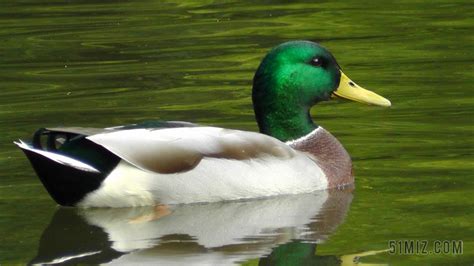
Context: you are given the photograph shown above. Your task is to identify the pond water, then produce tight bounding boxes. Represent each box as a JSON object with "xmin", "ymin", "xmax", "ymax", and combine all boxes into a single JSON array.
[{"xmin": 0, "ymin": 0, "xmax": 473, "ymax": 264}]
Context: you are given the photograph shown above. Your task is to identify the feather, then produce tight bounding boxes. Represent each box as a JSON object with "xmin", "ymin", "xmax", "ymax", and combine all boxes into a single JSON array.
[
  {"xmin": 14, "ymin": 141, "xmax": 100, "ymax": 173},
  {"xmin": 87, "ymin": 127, "xmax": 297, "ymax": 174}
]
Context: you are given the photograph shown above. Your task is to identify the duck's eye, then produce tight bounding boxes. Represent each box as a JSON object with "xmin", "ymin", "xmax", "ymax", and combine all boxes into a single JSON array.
[{"xmin": 310, "ymin": 57, "xmax": 323, "ymax": 67}]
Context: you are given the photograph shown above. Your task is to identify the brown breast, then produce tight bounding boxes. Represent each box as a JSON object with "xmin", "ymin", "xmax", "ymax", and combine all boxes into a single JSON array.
[{"xmin": 288, "ymin": 127, "xmax": 353, "ymax": 188}]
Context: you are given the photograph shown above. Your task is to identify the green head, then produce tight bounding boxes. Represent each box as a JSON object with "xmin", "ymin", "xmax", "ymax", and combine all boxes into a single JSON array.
[{"xmin": 252, "ymin": 40, "xmax": 390, "ymax": 142}]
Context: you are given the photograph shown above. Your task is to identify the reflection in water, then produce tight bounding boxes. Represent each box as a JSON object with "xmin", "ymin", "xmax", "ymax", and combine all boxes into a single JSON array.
[{"xmin": 32, "ymin": 189, "xmax": 353, "ymax": 265}]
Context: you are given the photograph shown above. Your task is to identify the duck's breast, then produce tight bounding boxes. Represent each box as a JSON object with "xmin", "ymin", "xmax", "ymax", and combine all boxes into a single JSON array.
[{"xmin": 287, "ymin": 127, "xmax": 353, "ymax": 188}]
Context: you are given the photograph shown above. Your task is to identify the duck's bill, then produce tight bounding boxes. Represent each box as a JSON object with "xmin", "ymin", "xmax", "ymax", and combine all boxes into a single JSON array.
[{"xmin": 332, "ymin": 71, "xmax": 391, "ymax": 107}]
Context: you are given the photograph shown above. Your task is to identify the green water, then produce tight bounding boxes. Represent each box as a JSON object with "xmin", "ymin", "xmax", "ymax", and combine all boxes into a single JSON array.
[{"xmin": 1, "ymin": 0, "xmax": 473, "ymax": 264}]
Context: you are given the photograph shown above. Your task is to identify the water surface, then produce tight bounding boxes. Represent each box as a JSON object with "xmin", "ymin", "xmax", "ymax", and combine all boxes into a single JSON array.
[{"xmin": 0, "ymin": 0, "xmax": 473, "ymax": 264}]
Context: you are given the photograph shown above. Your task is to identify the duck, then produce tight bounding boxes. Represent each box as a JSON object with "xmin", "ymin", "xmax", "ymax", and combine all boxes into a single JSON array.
[{"xmin": 15, "ymin": 40, "xmax": 390, "ymax": 208}]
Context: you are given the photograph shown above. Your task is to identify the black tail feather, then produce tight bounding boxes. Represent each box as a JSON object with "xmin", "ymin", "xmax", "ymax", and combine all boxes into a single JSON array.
[
  {"xmin": 20, "ymin": 147, "xmax": 106, "ymax": 206},
  {"xmin": 18, "ymin": 128, "xmax": 120, "ymax": 206}
]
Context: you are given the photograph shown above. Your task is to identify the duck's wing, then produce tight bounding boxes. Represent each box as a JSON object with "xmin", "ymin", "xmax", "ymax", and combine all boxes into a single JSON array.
[
  {"xmin": 33, "ymin": 121, "xmax": 200, "ymax": 150},
  {"xmin": 45, "ymin": 121, "xmax": 199, "ymax": 137},
  {"xmin": 107, "ymin": 121, "xmax": 198, "ymax": 130},
  {"xmin": 87, "ymin": 127, "xmax": 296, "ymax": 174},
  {"xmin": 45, "ymin": 127, "xmax": 110, "ymax": 136}
]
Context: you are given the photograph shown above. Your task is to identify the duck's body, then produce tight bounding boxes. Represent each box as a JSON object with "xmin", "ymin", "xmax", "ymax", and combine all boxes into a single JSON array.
[
  {"xmin": 17, "ymin": 124, "xmax": 350, "ymax": 207},
  {"xmin": 16, "ymin": 41, "xmax": 389, "ymax": 207}
]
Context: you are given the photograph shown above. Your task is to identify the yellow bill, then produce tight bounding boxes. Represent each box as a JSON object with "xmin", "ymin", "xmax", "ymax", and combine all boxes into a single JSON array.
[{"xmin": 332, "ymin": 71, "xmax": 391, "ymax": 107}]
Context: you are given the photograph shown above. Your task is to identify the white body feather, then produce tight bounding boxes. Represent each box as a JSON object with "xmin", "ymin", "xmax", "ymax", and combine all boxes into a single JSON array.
[
  {"xmin": 79, "ymin": 156, "xmax": 326, "ymax": 207},
  {"xmin": 77, "ymin": 127, "xmax": 327, "ymax": 207}
]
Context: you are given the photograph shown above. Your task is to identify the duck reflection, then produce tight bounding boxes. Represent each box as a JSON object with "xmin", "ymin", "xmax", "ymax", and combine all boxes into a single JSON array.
[{"xmin": 31, "ymin": 189, "xmax": 353, "ymax": 265}]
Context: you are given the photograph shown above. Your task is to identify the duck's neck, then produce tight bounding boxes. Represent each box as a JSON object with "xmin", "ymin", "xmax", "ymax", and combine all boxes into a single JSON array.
[{"xmin": 252, "ymin": 93, "xmax": 318, "ymax": 142}]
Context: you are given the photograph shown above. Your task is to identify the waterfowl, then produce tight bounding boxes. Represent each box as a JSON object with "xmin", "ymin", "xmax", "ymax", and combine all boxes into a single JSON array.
[{"xmin": 15, "ymin": 40, "xmax": 390, "ymax": 207}]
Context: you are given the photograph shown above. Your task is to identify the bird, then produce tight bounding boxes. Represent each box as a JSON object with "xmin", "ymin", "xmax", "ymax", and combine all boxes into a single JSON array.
[{"xmin": 15, "ymin": 40, "xmax": 391, "ymax": 208}]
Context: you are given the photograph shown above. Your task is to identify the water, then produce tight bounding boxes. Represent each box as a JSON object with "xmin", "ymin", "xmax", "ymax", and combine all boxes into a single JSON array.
[{"xmin": 0, "ymin": 0, "xmax": 473, "ymax": 264}]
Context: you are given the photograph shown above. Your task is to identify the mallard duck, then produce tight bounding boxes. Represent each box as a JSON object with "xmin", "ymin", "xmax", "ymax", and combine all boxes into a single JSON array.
[{"xmin": 15, "ymin": 40, "xmax": 390, "ymax": 207}]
